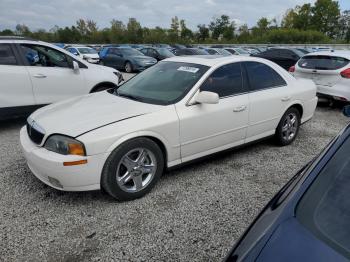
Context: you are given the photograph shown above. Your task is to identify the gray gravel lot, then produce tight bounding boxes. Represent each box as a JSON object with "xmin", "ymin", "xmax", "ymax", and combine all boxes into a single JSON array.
[{"xmin": 0, "ymin": 99, "xmax": 348, "ymax": 261}]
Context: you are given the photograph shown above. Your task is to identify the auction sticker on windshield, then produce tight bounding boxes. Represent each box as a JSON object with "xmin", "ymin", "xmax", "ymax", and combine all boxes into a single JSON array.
[{"xmin": 177, "ymin": 66, "xmax": 200, "ymax": 73}]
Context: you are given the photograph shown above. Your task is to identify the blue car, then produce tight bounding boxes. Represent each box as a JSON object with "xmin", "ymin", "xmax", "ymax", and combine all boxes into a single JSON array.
[
  {"xmin": 99, "ymin": 47, "xmax": 157, "ymax": 73},
  {"xmin": 225, "ymin": 106, "xmax": 350, "ymax": 262}
]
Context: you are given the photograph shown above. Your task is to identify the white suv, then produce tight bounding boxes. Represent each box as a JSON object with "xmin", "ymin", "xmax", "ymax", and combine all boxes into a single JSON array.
[
  {"xmin": 292, "ymin": 51, "xmax": 350, "ymax": 102},
  {"xmin": 0, "ymin": 37, "xmax": 123, "ymax": 120}
]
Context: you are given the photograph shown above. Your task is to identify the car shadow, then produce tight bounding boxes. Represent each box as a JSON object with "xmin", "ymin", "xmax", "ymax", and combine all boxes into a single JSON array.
[{"xmin": 0, "ymin": 117, "xmax": 27, "ymax": 132}]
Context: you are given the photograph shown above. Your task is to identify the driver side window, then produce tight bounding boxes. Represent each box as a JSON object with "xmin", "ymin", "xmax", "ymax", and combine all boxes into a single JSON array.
[
  {"xmin": 200, "ymin": 63, "xmax": 245, "ymax": 98},
  {"xmin": 21, "ymin": 44, "xmax": 70, "ymax": 68}
]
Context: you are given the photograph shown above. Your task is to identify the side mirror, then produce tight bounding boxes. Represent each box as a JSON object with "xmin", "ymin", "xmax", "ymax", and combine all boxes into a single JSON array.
[
  {"xmin": 72, "ymin": 61, "xmax": 79, "ymax": 71},
  {"xmin": 343, "ymin": 105, "xmax": 350, "ymax": 117},
  {"xmin": 194, "ymin": 91, "xmax": 219, "ymax": 104}
]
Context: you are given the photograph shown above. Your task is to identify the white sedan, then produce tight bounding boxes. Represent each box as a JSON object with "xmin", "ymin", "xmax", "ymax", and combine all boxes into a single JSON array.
[{"xmin": 20, "ymin": 56, "xmax": 318, "ymax": 201}]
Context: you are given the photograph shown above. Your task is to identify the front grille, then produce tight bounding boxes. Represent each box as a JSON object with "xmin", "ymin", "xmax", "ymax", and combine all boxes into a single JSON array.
[{"xmin": 27, "ymin": 120, "xmax": 45, "ymax": 145}]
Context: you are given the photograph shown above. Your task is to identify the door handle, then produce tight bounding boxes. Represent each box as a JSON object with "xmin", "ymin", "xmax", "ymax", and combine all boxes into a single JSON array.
[
  {"xmin": 233, "ymin": 105, "xmax": 247, "ymax": 112},
  {"xmin": 281, "ymin": 96, "xmax": 291, "ymax": 102},
  {"xmin": 33, "ymin": 74, "xmax": 47, "ymax": 79}
]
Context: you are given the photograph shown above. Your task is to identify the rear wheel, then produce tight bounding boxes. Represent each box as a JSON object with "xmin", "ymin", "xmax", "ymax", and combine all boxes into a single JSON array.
[
  {"xmin": 275, "ymin": 108, "xmax": 301, "ymax": 146},
  {"xmin": 101, "ymin": 138, "xmax": 164, "ymax": 201},
  {"xmin": 125, "ymin": 62, "xmax": 133, "ymax": 73}
]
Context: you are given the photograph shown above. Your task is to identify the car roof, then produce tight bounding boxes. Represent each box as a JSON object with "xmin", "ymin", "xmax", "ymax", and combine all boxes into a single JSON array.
[
  {"xmin": 164, "ymin": 55, "xmax": 260, "ymax": 67},
  {"xmin": 304, "ymin": 50, "xmax": 350, "ymax": 59}
]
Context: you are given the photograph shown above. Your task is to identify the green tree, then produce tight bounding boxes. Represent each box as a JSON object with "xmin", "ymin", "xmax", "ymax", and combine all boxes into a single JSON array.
[
  {"xmin": 311, "ymin": 0, "xmax": 340, "ymax": 38},
  {"xmin": 196, "ymin": 24, "xmax": 209, "ymax": 42},
  {"xmin": 126, "ymin": 18, "xmax": 143, "ymax": 43},
  {"xmin": 209, "ymin": 15, "xmax": 235, "ymax": 40},
  {"xmin": 180, "ymin": 19, "xmax": 193, "ymax": 40},
  {"xmin": 339, "ymin": 10, "xmax": 350, "ymax": 42}
]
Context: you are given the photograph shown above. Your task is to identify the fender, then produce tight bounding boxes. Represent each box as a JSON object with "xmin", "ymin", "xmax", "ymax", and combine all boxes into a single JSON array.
[{"xmin": 105, "ymin": 130, "xmax": 181, "ymax": 168}]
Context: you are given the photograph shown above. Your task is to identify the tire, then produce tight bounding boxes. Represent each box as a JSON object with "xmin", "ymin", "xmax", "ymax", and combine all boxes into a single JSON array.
[
  {"xmin": 125, "ymin": 61, "xmax": 133, "ymax": 73},
  {"xmin": 101, "ymin": 138, "xmax": 164, "ymax": 201},
  {"xmin": 275, "ymin": 107, "xmax": 301, "ymax": 146}
]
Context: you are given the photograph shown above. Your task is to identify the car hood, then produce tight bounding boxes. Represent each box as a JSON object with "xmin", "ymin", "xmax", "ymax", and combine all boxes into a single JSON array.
[{"xmin": 30, "ymin": 91, "xmax": 163, "ymax": 137}]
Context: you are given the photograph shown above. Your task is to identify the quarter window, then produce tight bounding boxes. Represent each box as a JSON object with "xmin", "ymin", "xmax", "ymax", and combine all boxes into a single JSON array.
[
  {"xmin": 243, "ymin": 62, "xmax": 286, "ymax": 91},
  {"xmin": 21, "ymin": 44, "xmax": 70, "ymax": 68},
  {"xmin": 0, "ymin": 44, "xmax": 17, "ymax": 65},
  {"xmin": 200, "ymin": 63, "xmax": 244, "ymax": 97}
]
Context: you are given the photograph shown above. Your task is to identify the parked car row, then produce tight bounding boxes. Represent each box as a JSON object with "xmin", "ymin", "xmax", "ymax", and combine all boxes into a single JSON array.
[{"xmin": 2, "ymin": 37, "xmax": 350, "ymax": 261}]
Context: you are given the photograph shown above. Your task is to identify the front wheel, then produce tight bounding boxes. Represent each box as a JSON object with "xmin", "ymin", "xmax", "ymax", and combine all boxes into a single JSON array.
[
  {"xmin": 275, "ymin": 108, "xmax": 301, "ymax": 146},
  {"xmin": 101, "ymin": 138, "xmax": 164, "ymax": 201}
]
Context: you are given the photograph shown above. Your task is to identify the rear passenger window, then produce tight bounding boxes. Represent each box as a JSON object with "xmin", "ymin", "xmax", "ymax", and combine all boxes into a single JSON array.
[
  {"xmin": 244, "ymin": 62, "xmax": 286, "ymax": 91},
  {"xmin": 200, "ymin": 63, "xmax": 244, "ymax": 97},
  {"xmin": 0, "ymin": 44, "xmax": 17, "ymax": 65},
  {"xmin": 298, "ymin": 56, "xmax": 349, "ymax": 70}
]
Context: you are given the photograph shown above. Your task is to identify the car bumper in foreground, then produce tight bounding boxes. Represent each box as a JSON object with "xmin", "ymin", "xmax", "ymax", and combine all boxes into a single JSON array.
[{"xmin": 20, "ymin": 127, "xmax": 108, "ymax": 191}]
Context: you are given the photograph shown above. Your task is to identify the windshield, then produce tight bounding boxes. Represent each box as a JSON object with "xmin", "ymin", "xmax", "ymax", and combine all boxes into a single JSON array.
[
  {"xmin": 115, "ymin": 61, "xmax": 209, "ymax": 105},
  {"xmin": 217, "ymin": 49, "xmax": 232, "ymax": 56},
  {"xmin": 119, "ymin": 48, "xmax": 144, "ymax": 56},
  {"xmin": 158, "ymin": 48, "xmax": 175, "ymax": 57},
  {"xmin": 77, "ymin": 48, "xmax": 97, "ymax": 54},
  {"xmin": 235, "ymin": 48, "xmax": 249, "ymax": 54},
  {"xmin": 193, "ymin": 49, "xmax": 209, "ymax": 55},
  {"xmin": 297, "ymin": 136, "xmax": 350, "ymax": 259}
]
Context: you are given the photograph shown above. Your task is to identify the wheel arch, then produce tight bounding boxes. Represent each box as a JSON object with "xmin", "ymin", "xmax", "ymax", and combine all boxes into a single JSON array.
[
  {"xmin": 90, "ymin": 82, "xmax": 117, "ymax": 93},
  {"xmin": 106, "ymin": 131, "xmax": 172, "ymax": 168}
]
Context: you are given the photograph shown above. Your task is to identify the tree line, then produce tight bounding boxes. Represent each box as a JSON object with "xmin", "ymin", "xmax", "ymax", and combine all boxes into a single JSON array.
[{"xmin": 1, "ymin": 0, "xmax": 349, "ymax": 44}]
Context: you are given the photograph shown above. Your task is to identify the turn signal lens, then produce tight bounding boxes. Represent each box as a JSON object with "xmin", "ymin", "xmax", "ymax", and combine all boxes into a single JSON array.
[
  {"xmin": 68, "ymin": 143, "xmax": 85, "ymax": 156},
  {"xmin": 289, "ymin": 65, "xmax": 296, "ymax": 73},
  {"xmin": 340, "ymin": 68, "xmax": 350, "ymax": 79},
  {"xmin": 63, "ymin": 160, "xmax": 88, "ymax": 166}
]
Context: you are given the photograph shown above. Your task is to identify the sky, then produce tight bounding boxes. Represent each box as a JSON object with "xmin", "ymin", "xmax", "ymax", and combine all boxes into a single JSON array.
[{"xmin": 0, "ymin": 0, "xmax": 348, "ymax": 31}]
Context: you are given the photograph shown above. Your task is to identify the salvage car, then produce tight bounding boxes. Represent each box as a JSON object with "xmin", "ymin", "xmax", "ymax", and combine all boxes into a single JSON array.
[
  {"xmin": 20, "ymin": 56, "xmax": 317, "ymax": 201},
  {"xmin": 252, "ymin": 48, "xmax": 304, "ymax": 70},
  {"xmin": 99, "ymin": 47, "xmax": 157, "ymax": 73},
  {"xmin": 225, "ymin": 106, "xmax": 350, "ymax": 262},
  {"xmin": 291, "ymin": 51, "xmax": 350, "ymax": 103},
  {"xmin": 139, "ymin": 47, "xmax": 175, "ymax": 61},
  {"xmin": 65, "ymin": 45, "xmax": 100, "ymax": 64},
  {"xmin": 0, "ymin": 36, "xmax": 123, "ymax": 120}
]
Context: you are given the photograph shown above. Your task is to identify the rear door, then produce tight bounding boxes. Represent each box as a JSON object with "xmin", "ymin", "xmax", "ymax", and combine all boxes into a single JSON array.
[
  {"xmin": 0, "ymin": 43, "xmax": 35, "ymax": 114},
  {"xmin": 295, "ymin": 55, "xmax": 349, "ymax": 87},
  {"xmin": 243, "ymin": 61, "xmax": 290, "ymax": 142}
]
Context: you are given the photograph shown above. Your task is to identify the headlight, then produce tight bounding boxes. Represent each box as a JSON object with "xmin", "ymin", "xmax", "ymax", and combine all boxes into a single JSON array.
[{"xmin": 44, "ymin": 135, "xmax": 86, "ymax": 156}]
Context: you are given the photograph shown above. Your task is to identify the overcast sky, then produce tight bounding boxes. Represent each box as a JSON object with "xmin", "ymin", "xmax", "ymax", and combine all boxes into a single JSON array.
[{"xmin": 0, "ymin": 0, "xmax": 349, "ymax": 31}]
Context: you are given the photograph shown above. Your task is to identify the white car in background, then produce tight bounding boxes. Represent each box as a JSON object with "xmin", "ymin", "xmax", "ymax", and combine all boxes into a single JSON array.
[
  {"xmin": 20, "ymin": 55, "xmax": 317, "ymax": 201},
  {"xmin": 291, "ymin": 51, "xmax": 350, "ymax": 102},
  {"xmin": 0, "ymin": 37, "xmax": 123, "ymax": 120},
  {"xmin": 65, "ymin": 45, "xmax": 100, "ymax": 64}
]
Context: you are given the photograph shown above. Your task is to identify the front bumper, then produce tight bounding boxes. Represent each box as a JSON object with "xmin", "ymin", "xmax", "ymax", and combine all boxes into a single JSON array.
[{"xmin": 20, "ymin": 127, "xmax": 108, "ymax": 191}]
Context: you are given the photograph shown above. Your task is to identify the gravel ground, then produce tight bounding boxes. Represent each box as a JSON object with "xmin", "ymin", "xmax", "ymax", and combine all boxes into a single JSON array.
[{"xmin": 0, "ymin": 101, "xmax": 348, "ymax": 262}]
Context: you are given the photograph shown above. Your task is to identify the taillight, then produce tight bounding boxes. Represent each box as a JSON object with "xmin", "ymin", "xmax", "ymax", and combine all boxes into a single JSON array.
[
  {"xmin": 340, "ymin": 68, "xmax": 350, "ymax": 78},
  {"xmin": 289, "ymin": 65, "xmax": 295, "ymax": 73}
]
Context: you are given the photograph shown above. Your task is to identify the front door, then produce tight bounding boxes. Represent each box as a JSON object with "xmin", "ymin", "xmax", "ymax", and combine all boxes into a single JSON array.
[{"xmin": 176, "ymin": 62, "xmax": 249, "ymax": 162}]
